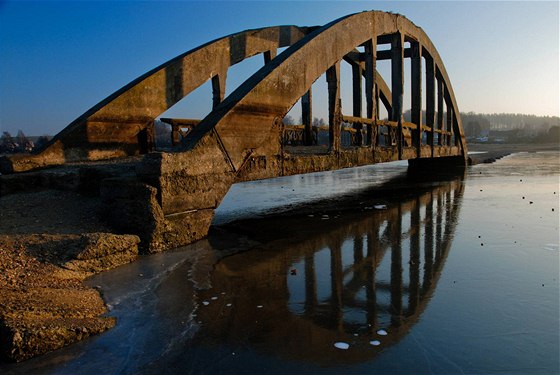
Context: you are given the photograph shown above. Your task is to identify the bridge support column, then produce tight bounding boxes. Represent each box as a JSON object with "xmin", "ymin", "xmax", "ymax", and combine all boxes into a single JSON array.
[
  {"xmin": 445, "ymin": 89, "xmax": 453, "ymax": 146},
  {"xmin": 123, "ymin": 133, "xmax": 236, "ymax": 252},
  {"xmin": 411, "ymin": 40, "xmax": 422, "ymax": 157},
  {"xmin": 352, "ymin": 64, "xmax": 363, "ymax": 146},
  {"xmin": 364, "ymin": 39, "xmax": 376, "ymax": 147},
  {"xmin": 437, "ymin": 76, "xmax": 444, "ymax": 146},
  {"xmin": 263, "ymin": 49, "xmax": 277, "ymax": 64},
  {"xmin": 212, "ymin": 71, "xmax": 227, "ymax": 109},
  {"xmin": 391, "ymin": 32, "xmax": 404, "ymax": 159},
  {"xmin": 408, "ymin": 155, "xmax": 467, "ymax": 170},
  {"xmin": 327, "ymin": 62, "xmax": 341, "ymax": 152},
  {"xmin": 425, "ymin": 53, "xmax": 436, "ymax": 156},
  {"xmin": 302, "ymin": 90, "xmax": 313, "ymax": 146}
]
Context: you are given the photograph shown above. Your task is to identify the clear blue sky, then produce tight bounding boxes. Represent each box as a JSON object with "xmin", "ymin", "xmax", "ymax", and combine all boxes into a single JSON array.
[{"xmin": 1, "ymin": 0, "xmax": 558, "ymax": 135}]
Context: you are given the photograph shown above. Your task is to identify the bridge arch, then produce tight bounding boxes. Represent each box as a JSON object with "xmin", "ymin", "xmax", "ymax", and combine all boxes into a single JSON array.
[
  {"xmin": 187, "ymin": 11, "xmax": 467, "ymax": 174},
  {"xmin": 1, "ymin": 11, "xmax": 469, "ymax": 253}
]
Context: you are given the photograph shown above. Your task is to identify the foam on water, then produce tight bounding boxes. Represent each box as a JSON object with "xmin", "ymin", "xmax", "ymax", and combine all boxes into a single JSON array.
[{"xmin": 334, "ymin": 342, "xmax": 350, "ymax": 350}]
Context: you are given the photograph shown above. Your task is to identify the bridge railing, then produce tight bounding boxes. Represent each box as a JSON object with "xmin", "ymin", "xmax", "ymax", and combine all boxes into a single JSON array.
[{"xmin": 281, "ymin": 114, "xmax": 457, "ymax": 152}]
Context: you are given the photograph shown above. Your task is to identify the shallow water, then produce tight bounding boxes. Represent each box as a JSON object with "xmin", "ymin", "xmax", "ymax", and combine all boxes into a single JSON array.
[{"xmin": 2, "ymin": 152, "xmax": 559, "ymax": 374}]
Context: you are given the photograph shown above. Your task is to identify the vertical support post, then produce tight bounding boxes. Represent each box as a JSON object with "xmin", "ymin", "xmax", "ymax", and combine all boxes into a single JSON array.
[
  {"xmin": 138, "ymin": 121, "xmax": 155, "ymax": 153},
  {"xmin": 352, "ymin": 64, "xmax": 363, "ymax": 146},
  {"xmin": 212, "ymin": 71, "xmax": 227, "ymax": 110},
  {"xmin": 302, "ymin": 90, "xmax": 313, "ymax": 145},
  {"xmin": 437, "ymin": 75, "xmax": 444, "ymax": 146},
  {"xmin": 391, "ymin": 32, "xmax": 404, "ymax": 159},
  {"xmin": 171, "ymin": 124, "xmax": 180, "ymax": 146},
  {"xmin": 365, "ymin": 39, "xmax": 376, "ymax": 146},
  {"xmin": 411, "ymin": 40, "xmax": 422, "ymax": 157},
  {"xmin": 263, "ymin": 49, "xmax": 277, "ymax": 64},
  {"xmin": 446, "ymin": 93, "xmax": 453, "ymax": 147},
  {"xmin": 374, "ymin": 86, "xmax": 380, "ymax": 146},
  {"xmin": 327, "ymin": 62, "xmax": 341, "ymax": 152},
  {"xmin": 425, "ymin": 54, "xmax": 435, "ymax": 156},
  {"xmin": 453, "ymin": 115, "xmax": 460, "ymax": 147}
]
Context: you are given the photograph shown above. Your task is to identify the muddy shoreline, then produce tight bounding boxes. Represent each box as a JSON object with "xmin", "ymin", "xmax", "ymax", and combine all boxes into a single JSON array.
[
  {"xmin": 467, "ymin": 143, "xmax": 558, "ymax": 164},
  {"xmin": 0, "ymin": 143, "xmax": 557, "ymax": 362}
]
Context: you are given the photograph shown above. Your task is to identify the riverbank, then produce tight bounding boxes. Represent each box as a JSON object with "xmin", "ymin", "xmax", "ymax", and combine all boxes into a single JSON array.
[
  {"xmin": 0, "ymin": 143, "xmax": 557, "ymax": 362},
  {"xmin": 468, "ymin": 142, "xmax": 558, "ymax": 164},
  {"xmin": 0, "ymin": 191, "xmax": 140, "ymax": 362}
]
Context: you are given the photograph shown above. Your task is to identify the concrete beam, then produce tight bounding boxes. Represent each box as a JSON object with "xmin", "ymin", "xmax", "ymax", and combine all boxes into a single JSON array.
[
  {"xmin": 352, "ymin": 64, "xmax": 363, "ymax": 146},
  {"xmin": 212, "ymin": 71, "xmax": 227, "ymax": 109},
  {"xmin": 410, "ymin": 41, "xmax": 422, "ymax": 156},
  {"xmin": 391, "ymin": 32, "xmax": 404, "ymax": 159},
  {"xmin": 365, "ymin": 39, "xmax": 376, "ymax": 146},
  {"xmin": 327, "ymin": 62, "xmax": 341, "ymax": 152},
  {"xmin": 425, "ymin": 53, "xmax": 435, "ymax": 154},
  {"xmin": 302, "ymin": 90, "xmax": 313, "ymax": 146},
  {"xmin": 437, "ymin": 76, "xmax": 444, "ymax": 146}
]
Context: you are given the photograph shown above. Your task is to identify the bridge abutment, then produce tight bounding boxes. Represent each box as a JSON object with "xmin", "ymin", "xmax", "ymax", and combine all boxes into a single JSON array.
[
  {"xmin": 407, "ymin": 155, "xmax": 467, "ymax": 169},
  {"xmin": 104, "ymin": 133, "xmax": 236, "ymax": 252}
]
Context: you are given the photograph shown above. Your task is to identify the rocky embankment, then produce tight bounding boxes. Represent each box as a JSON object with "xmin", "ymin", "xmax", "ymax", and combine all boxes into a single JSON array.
[
  {"xmin": 0, "ymin": 233, "xmax": 138, "ymax": 362},
  {"xmin": 0, "ymin": 186, "xmax": 140, "ymax": 362}
]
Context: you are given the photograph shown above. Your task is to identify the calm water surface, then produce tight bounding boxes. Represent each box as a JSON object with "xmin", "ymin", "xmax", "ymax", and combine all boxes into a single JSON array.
[{"xmin": 3, "ymin": 152, "xmax": 559, "ymax": 374}]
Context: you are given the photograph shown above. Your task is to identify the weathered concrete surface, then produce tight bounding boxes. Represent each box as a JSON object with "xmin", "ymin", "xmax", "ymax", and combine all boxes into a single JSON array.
[
  {"xmin": 185, "ymin": 11, "xmax": 466, "ymax": 173},
  {"xmin": 99, "ymin": 177, "xmax": 216, "ymax": 252},
  {"xmin": 1, "ymin": 11, "xmax": 468, "ymax": 254},
  {"xmin": 0, "ymin": 233, "xmax": 139, "ymax": 362},
  {"xmin": 0, "ymin": 157, "xmax": 139, "ymax": 197},
  {"xmin": 132, "ymin": 10, "xmax": 467, "ymax": 249}
]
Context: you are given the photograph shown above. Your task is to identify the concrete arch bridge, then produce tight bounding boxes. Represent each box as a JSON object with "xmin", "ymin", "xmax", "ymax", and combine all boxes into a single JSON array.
[{"xmin": 1, "ymin": 11, "xmax": 467, "ymax": 251}]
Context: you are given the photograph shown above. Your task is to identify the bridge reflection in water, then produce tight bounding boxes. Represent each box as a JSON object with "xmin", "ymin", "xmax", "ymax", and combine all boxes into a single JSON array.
[{"xmin": 194, "ymin": 177, "xmax": 464, "ymax": 365}]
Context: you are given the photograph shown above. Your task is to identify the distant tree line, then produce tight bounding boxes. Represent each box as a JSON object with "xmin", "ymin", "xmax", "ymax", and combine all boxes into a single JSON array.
[
  {"xmin": 0, "ymin": 131, "xmax": 52, "ymax": 154},
  {"xmin": 402, "ymin": 110, "xmax": 559, "ymax": 144},
  {"xmin": 461, "ymin": 112, "xmax": 559, "ymax": 143},
  {"xmin": 3, "ymin": 110, "xmax": 558, "ymax": 155},
  {"xmin": 282, "ymin": 115, "xmax": 326, "ymax": 127}
]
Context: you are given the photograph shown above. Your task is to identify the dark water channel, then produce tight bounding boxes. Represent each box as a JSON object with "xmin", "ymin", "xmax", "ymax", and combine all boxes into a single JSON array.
[{"xmin": 3, "ymin": 152, "xmax": 559, "ymax": 374}]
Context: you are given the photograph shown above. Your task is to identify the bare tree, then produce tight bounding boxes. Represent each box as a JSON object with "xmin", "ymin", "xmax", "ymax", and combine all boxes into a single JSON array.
[
  {"xmin": 312, "ymin": 117, "xmax": 325, "ymax": 126},
  {"xmin": 34, "ymin": 135, "xmax": 52, "ymax": 151},
  {"xmin": 16, "ymin": 130, "xmax": 34, "ymax": 152},
  {"xmin": 282, "ymin": 115, "xmax": 295, "ymax": 125}
]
